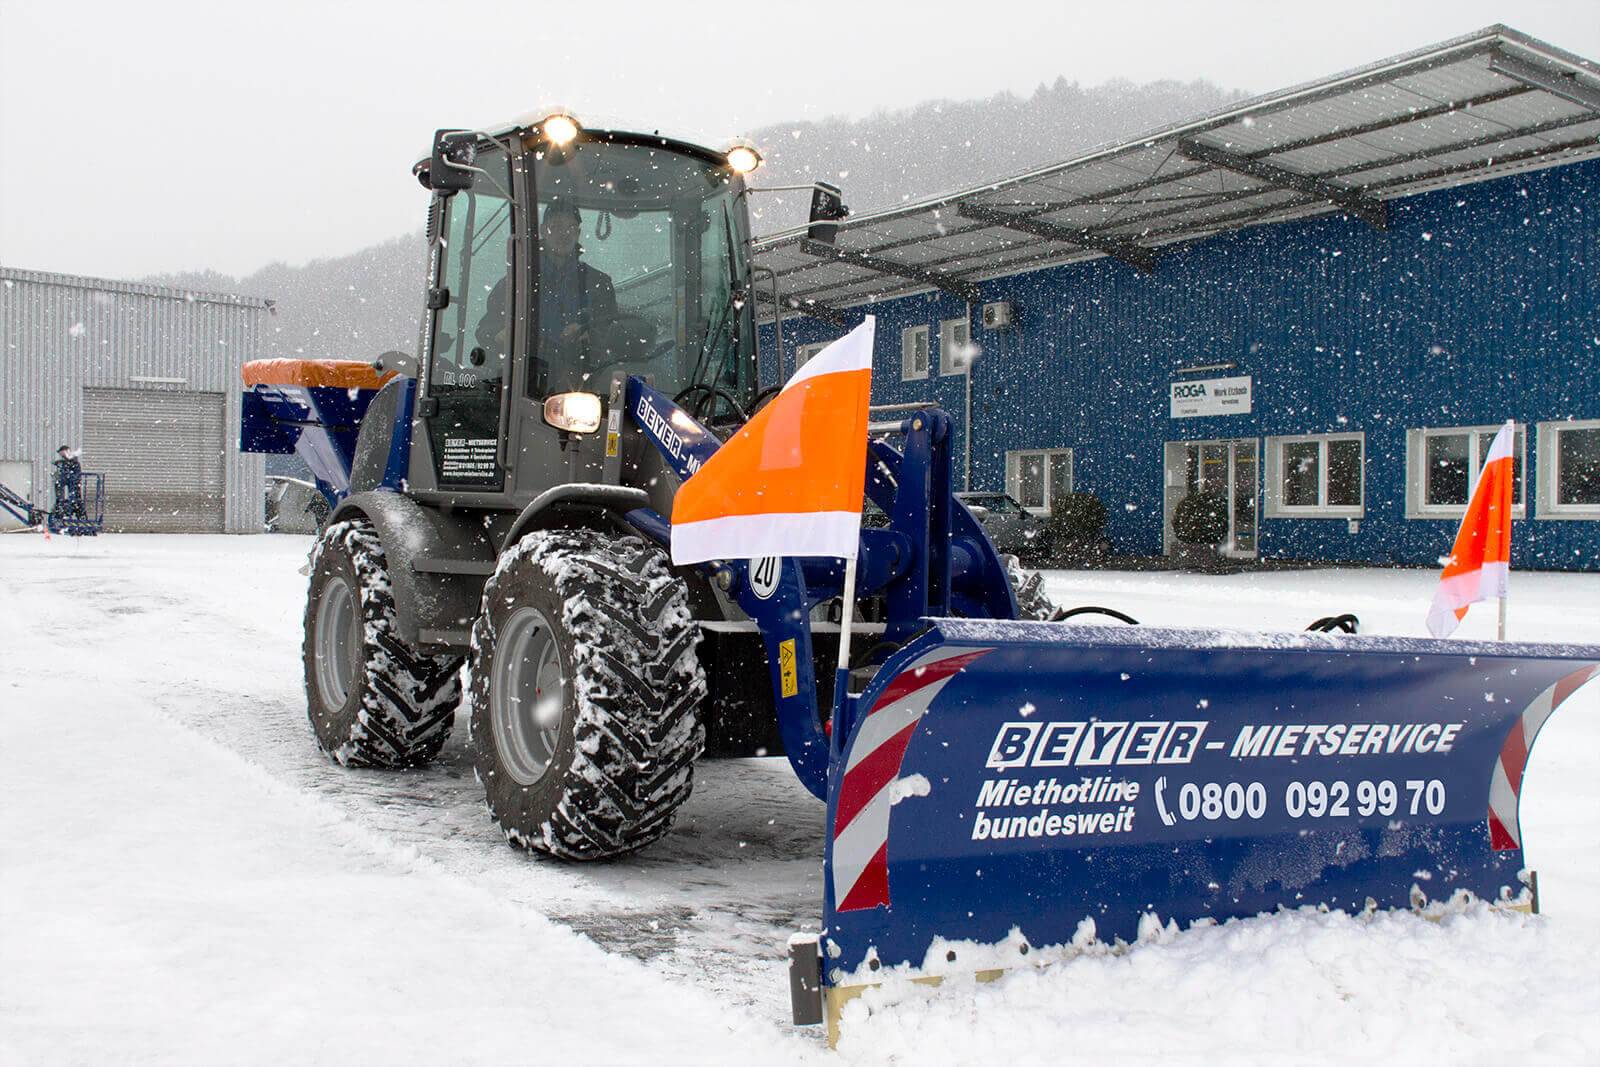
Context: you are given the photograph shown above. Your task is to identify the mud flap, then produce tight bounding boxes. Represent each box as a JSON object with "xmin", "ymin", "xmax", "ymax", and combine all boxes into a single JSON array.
[{"xmin": 820, "ymin": 619, "xmax": 1599, "ymax": 1033}]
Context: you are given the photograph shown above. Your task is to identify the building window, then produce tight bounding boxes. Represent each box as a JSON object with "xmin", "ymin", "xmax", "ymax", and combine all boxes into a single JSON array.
[
  {"xmin": 1005, "ymin": 448, "xmax": 1073, "ymax": 516},
  {"xmin": 795, "ymin": 340, "xmax": 832, "ymax": 372},
  {"xmin": 1405, "ymin": 425, "xmax": 1525, "ymax": 519},
  {"xmin": 1264, "ymin": 433, "xmax": 1364, "ymax": 518},
  {"xmin": 1537, "ymin": 420, "xmax": 1600, "ymax": 519},
  {"xmin": 939, "ymin": 317, "xmax": 972, "ymax": 376},
  {"xmin": 901, "ymin": 325, "xmax": 930, "ymax": 381}
]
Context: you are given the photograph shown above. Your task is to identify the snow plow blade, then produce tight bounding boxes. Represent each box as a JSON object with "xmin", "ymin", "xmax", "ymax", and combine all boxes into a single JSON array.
[{"xmin": 821, "ymin": 619, "xmax": 1599, "ymax": 1032}]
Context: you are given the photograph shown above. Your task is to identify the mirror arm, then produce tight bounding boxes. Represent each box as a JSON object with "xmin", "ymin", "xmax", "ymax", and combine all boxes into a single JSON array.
[{"xmin": 436, "ymin": 128, "xmax": 519, "ymax": 203}]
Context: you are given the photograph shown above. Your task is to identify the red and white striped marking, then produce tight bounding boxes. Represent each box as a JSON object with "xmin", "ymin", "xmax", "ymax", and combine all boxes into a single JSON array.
[
  {"xmin": 831, "ymin": 646, "xmax": 993, "ymax": 912},
  {"xmin": 1487, "ymin": 662, "xmax": 1598, "ymax": 850}
]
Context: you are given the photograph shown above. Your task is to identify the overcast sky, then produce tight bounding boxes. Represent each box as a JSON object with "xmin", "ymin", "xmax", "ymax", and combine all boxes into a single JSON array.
[{"xmin": 2, "ymin": 0, "xmax": 1596, "ymax": 281}]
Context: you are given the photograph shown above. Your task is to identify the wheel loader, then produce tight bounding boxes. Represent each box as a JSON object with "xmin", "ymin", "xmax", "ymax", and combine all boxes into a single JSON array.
[{"xmin": 241, "ymin": 113, "xmax": 1600, "ymax": 1041}]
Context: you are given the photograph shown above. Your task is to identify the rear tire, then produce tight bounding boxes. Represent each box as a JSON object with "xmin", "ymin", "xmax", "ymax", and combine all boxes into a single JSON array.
[
  {"xmin": 1005, "ymin": 553, "xmax": 1061, "ymax": 621},
  {"xmin": 303, "ymin": 519, "xmax": 464, "ymax": 767},
  {"xmin": 469, "ymin": 529, "xmax": 706, "ymax": 860}
]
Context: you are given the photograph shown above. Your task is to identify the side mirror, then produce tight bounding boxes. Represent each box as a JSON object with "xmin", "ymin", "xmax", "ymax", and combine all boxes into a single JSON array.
[
  {"xmin": 807, "ymin": 182, "xmax": 848, "ymax": 245},
  {"xmin": 428, "ymin": 129, "xmax": 478, "ymax": 194}
]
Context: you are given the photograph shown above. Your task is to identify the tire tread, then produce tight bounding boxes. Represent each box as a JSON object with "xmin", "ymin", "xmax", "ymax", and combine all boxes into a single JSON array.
[
  {"xmin": 304, "ymin": 520, "xmax": 464, "ymax": 768},
  {"xmin": 469, "ymin": 529, "xmax": 706, "ymax": 860}
]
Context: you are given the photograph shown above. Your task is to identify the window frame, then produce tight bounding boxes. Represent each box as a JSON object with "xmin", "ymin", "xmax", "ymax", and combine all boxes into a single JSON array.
[
  {"xmin": 1404, "ymin": 424, "xmax": 1527, "ymax": 520},
  {"xmin": 1004, "ymin": 448, "xmax": 1074, "ymax": 517},
  {"xmin": 1264, "ymin": 432, "xmax": 1365, "ymax": 519},
  {"xmin": 1537, "ymin": 418, "xmax": 1600, "ymax": 520},
  {"xmin": 901, "ymin": 325, "xmax": 930, "ymax": 382},
  {"xmin": 795, "ymin": 340, "xmax": 832, "ymax": 373},
  {"xmin": 938, "ymin": 316, "xmax": 972, "ymax": 376}
]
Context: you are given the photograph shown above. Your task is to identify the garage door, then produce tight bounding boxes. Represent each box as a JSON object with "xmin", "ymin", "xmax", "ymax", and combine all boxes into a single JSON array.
[{"xmin": 82, "ymin": 388, "xmax": 226, "ymax": 532}]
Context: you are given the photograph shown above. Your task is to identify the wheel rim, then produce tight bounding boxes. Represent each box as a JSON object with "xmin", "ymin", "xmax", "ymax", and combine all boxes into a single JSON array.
[
  {"xmin": 491, "ymin": 607, "xmax": 567, "ymax": 787},
  {"xmin": 314, "ymin": 575, "xmax": 360, "ymax": 708}
]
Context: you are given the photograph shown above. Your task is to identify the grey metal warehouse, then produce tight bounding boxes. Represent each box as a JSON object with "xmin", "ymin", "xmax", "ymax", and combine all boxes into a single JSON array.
[{"xmin": 0, "ymin": 267, "xmax": 267, "ymax": 533}]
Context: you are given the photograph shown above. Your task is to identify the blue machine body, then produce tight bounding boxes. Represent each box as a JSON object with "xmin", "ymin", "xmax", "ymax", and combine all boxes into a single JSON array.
[{"xmin": 48, "ymin": 471, "xmax": 104, "ymax": 535}]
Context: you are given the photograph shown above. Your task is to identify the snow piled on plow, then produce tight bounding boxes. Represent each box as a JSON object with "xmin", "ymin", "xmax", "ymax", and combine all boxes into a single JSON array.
[
  {"xmin": 2, "ymin": 537, "xmax": 1598, "ymax": 1064},
  {"xmin": 837, "ymin": 902, "xmax": 1596, "ymax": 1065}
]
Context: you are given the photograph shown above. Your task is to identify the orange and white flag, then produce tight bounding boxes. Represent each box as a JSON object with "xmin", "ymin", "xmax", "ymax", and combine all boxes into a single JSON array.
[
  {"xmin": 671, "ymin": 317, "xmax": 876, "ymax": 565},
  {"xmin": 1426, "ymin": 420, "xmax": 1516, "ymax": 638}
]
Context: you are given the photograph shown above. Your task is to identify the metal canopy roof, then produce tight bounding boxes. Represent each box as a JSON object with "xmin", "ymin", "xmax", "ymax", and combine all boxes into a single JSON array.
[{"xmin": 752, "ymin": 25, "xmax": 1600, "ymax": 324}]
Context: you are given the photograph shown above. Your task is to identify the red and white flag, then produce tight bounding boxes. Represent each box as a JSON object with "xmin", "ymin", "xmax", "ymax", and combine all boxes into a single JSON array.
[
  {"xmin": 1426, "ymin": 420, "xmax": 1516, "ymax": 638},
  {"xmin": 671, "ymin": 318, "xmax": 875, "ymax": 565}
]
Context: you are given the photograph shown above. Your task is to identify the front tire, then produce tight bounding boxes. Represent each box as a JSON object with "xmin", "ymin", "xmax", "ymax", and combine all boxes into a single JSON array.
[
  {"xmin": 469, "ymin": 529, "xmax": 706, "ymax": 860},
  {"xmin": 303, "ymin": 520, "xmax": 464, "ymax": 767}
]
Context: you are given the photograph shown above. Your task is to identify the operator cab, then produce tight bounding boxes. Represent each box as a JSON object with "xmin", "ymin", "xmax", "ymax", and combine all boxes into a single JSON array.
[{"xmin": 413, "ymin": 115, "xmax": 761, "ymax": 498}]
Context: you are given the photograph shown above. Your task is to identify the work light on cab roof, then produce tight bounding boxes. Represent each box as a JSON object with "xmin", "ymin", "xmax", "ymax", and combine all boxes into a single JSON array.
[
  {"xmin": 725, "ymin": 143, "xmax": 762, "ymax": 175},
  {"xmin": 539, "ymin": 112, "xmax": 580, "ymax": 147}
]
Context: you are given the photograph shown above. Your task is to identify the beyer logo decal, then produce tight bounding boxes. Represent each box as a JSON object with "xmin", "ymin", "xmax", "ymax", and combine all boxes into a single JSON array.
[
  {"xmin": 635, "ymin": 395, "xmax": 702, "ymax": 475},
  {"xmin": 986, "ymin": 720, "xmax": 1208, "ymax": 768}
]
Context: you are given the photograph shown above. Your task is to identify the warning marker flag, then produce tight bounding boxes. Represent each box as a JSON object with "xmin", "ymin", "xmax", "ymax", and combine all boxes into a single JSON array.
[
  {"xmin": 1427, "ymin": 420, "xmax": 1516, "ymax": 638},
  {"xmin": 671, "ymin": 317, "xmax": 875, "ymax": 565}
]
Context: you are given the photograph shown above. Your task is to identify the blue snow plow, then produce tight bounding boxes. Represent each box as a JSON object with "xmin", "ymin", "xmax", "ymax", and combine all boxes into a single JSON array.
[{"xmin": 820, "ymin": 621, "xmax": 1597, "ymax": 1034}]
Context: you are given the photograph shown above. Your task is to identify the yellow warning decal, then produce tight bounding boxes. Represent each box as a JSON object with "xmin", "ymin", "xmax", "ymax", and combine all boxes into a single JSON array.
[
  {"xmin": 605, "ymin": 432, "xmax": 620, "ymax": 457},
  {"xmin": 779, "ymin": 638, "xmax": 798, "ymax": 698}
]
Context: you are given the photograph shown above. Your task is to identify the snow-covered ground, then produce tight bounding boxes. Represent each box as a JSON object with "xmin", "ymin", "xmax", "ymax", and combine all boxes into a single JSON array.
[{"xmin": 2, "ymin": 535, "xmax": 1597, "ymax": 1064}]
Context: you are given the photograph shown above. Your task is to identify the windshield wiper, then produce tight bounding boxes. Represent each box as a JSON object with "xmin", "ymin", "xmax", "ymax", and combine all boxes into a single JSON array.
[
  {"xmin": 686, "ymin": 286, "xmax": 737, "ymax": 397},
  {"xmin": 686, "ymin": 207, "xmax": 745, "ymax": 397}
]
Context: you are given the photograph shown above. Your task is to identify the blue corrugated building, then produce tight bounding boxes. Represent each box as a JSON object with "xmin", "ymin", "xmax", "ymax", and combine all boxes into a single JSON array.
[{"xmin": 753, "ymin": 25, "xmax": 1600, "ymax": 570}]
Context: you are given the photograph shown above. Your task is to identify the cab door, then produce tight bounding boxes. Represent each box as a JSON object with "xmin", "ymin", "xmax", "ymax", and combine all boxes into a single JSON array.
[{"xmin": 417, "ymin": 154, "xmax": 515, "ymax": 492}]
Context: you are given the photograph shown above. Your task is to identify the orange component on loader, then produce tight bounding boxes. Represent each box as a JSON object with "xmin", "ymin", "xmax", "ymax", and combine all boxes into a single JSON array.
[{"xmin": 242, "ymin": 358, "xmax": 396, "ymax": 391}]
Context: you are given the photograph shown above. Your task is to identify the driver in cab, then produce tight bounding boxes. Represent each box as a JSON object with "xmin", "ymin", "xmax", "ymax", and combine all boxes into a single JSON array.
[
  {"xmin": 535, "ymin": 200, "xmax": 616, "ymax": 360},
  {"xmin": 480, "ymin": 200, "xmax": 618, "ymax": 393}
]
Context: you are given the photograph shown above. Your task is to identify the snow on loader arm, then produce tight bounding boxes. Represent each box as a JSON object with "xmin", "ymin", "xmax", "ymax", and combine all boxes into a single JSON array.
[{"xmin": 813, "ymin": 619, "xmax": 1599, "ymax": 1041}]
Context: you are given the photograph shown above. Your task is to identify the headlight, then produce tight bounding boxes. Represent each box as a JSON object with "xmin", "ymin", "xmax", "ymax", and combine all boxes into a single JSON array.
[
  {"xmin": 543, "ymin": 391, "xmax": 603, "ymax": 434},
  {"xmin": 726, "ymin": 144, "xmax": 762, "ymax": 175},
  {"xmin": 541, "ymin": 113, "xmax": 581, "ymax": 147}
]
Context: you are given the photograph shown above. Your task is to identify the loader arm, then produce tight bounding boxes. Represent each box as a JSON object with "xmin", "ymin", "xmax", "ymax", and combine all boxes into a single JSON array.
[{"xmin": 624, "ymin": 378, "xmax": 1020, "ymax": 799}]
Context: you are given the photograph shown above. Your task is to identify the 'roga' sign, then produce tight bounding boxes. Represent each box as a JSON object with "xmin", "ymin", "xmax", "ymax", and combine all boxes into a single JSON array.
[{"xmin": 1170, "ymin": 374, "xmax": 1252, "ymax": 419}]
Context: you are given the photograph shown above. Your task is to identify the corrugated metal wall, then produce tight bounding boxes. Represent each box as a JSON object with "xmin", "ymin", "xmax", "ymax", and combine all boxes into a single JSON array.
[
  {"xmin": 760, "ymin": 155, "xmax": 1600, "ymax": 571},
  {"xmin": 0, "ymin": 267, "xmax": 266, "ymax": 533}
]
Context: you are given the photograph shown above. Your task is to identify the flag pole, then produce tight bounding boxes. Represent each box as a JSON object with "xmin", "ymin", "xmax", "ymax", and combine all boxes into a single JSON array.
[
  {"xmin": 1498, "ymin": 593, "xmax": 1507, "ymax": 642},
  {"xmin": 831, "ymin": 554, "xmax": 860, "ymax": 745}
]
